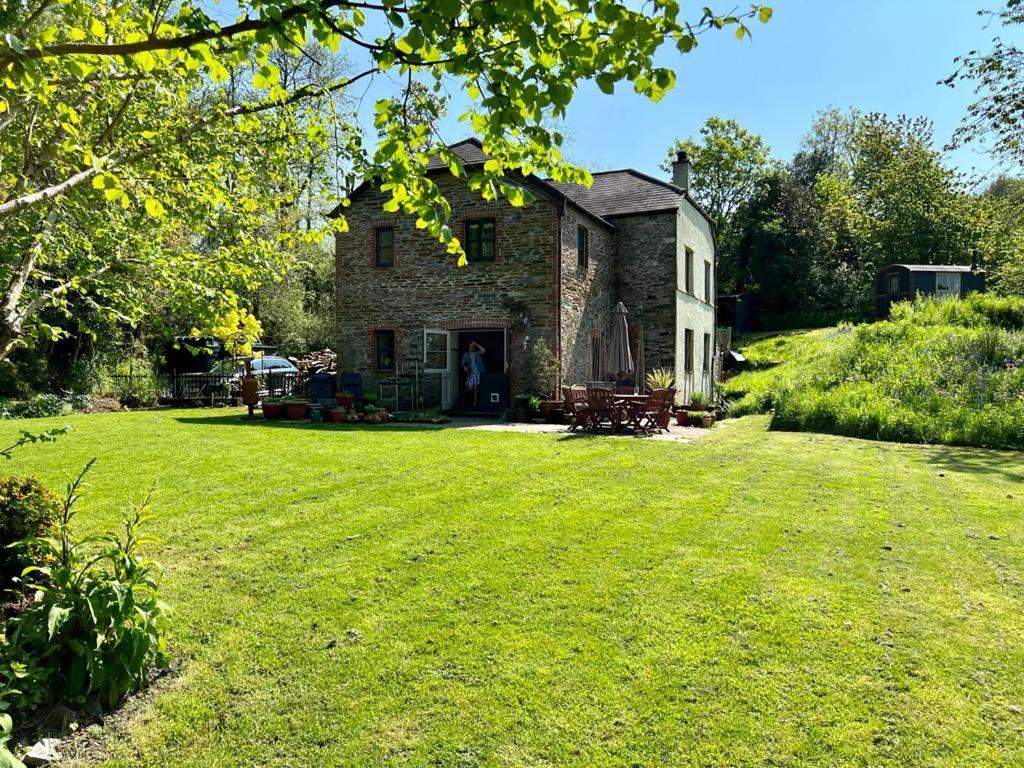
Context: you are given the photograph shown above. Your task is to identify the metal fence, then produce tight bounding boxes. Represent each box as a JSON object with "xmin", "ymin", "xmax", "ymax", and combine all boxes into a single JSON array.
[{"xmin": 109, "ymin": 372, "xmax": 311, "ymax": 405}]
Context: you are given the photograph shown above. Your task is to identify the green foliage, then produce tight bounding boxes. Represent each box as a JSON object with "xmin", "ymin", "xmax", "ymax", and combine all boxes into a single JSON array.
[
  {"xmin": 0, "ymin": 476, "xmax": 60, "ymax": 583},
  {"xmin": 111, "ymin": 357, "xmax": 159, "ymax": 409},
  {"xmin": 0, "ymin": 1, "xmax": 771, "ymax": 354},
  {"xmin": 0, "ymin": 394, "xmax": 72, "ymax": 420},
  {"xmin": 522, "ymin": 337, "xmax": 559, "ymax": 397},
  {"xmin": 3, "ymin": 462, "xmax": 168, "ymax": 712},
  {"xmin": 255, "ymin": 239, "xmax": 336, "ymax": 356},
  {"xmin": 645, "ymin": 367, "xmax": 675, "ymax": 390},
  {"xmin": 0, "ymin": 713, "xmax": 24, "ymax": 768},
  {"xmin": 724, "ymin": 298, "xmax": 1024, "ymax": 449}
]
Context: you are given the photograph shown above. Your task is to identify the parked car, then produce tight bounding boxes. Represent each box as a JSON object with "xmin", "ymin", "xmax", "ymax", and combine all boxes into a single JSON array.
[{"xmin": 179, "ymin": 356, "xmax": 300, "ymax": 401}]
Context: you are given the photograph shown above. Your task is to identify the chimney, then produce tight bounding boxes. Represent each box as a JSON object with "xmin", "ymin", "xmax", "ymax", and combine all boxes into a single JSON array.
[{"xmin": 672, "ymin": 150, "xmax": 691, "ymax": 192}]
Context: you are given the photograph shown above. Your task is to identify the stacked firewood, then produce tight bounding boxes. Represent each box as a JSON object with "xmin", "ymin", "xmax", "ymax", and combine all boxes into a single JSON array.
[{"xmin": 290, "ymin": 348, "xmax": 338, "ymax": 374}]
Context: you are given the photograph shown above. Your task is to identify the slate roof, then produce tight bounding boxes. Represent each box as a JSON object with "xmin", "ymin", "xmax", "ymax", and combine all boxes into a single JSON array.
[
  {"xmin": 425, "ymin": 137, "xmax": 491, "ymax": 170},
  {"xmin": 547, "ymin": 169, "xmax": 685, "ymax": 218},
  {"xmin": 337, "ymin": 137, "xmax": 711, "ymax": 229}
]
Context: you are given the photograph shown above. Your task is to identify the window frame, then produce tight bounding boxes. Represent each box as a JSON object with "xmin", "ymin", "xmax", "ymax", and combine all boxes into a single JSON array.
[
  {"xmin": 589, "ymin": 330, "xmax": 605, "ymax": 382},
  {"xmin": 684, "ymin": 328, "xmax": 695, "ymax": 374},
  {"xmin": 886, "ymin": 273, "xmax": 900, "ymax": 295},
  {"xmin": 374, "ymin": 225, "xmax": 395, "ymax": 268},
  {"xmin": 464, "ymin": 218, "xmax": 496, "ymax": 263},
  {"xmin": 373, "ymin": 329, "xmax": 396, "ymax": 372},
  {"xmin": 684, "ymin": 247, "xmax": 694, "ymax": 294},
  {"xmin": 704, "ymin": 260, "xmax": 712, "ymax": 302},
  {"xmin": 702, "ymin": 333, "xmax": 711, "ymax": 373},
  {"xmin": 577, "ymin": 224, "xmax": 590, "ymax": 270},
  {"xmin": 935, "ymin": 271, "xmax": 961, "ymax": 298}
]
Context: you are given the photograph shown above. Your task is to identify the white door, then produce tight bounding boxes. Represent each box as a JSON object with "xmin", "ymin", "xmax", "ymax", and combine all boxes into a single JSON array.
[{"xmin": 423, "ymin": 329, "xmax": 453, "ymax": 410}]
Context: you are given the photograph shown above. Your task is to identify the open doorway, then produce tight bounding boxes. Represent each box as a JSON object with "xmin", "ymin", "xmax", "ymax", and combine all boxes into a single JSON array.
[{"xmin": 454, "ymin": 329, "xmax": 508, "ymax": 413}]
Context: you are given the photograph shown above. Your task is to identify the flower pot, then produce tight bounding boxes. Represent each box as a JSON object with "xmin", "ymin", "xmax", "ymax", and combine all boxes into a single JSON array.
[
  {"xmin": 657, "ymin": 410, "xmax": 671, "ymax": 430},
  {"xmin": 701, "ymin": 413, "xmax": 715, "ymax": 429},
  {"xmin": 335, "ymin": 393, "xmax": 354, "ymax": 409},
  {"xmin": 262, "ymin": 402, "xmax": 282, "ymax": 420},
  {"xmin": 675, "ymin": 410, "xmax": 690, "ymax": 427},
  {"xmin": 325, "ymin": 408, "xmax": 346, "ymax": 423},
  {"xmin": 283, "ymin": 401, "xmax": 308, "ymax": 420}
]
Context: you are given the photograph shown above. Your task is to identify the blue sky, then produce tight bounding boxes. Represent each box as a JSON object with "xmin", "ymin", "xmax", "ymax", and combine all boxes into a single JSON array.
[{"xmin": 429, "ymin": 0, "xmax": 1017, "ymax": 184}]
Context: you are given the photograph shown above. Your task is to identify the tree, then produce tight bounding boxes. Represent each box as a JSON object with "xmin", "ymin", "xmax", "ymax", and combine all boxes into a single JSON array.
[
  {"xmin": 662, "ymin": 116, "xmax": 773, "ymax": 227},
  {"xmin": 945, "ymin": 1, "xmax": 1024, "ymax": 165},
  {"xmin": 662, "ymin": 117, "xmax": 773, "ymax": 293},
  {"xmin": 0, "ymin": 0, "xmax": 773, "ymax": 361}
]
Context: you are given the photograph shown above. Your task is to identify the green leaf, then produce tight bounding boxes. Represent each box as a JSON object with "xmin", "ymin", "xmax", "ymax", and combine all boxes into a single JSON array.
[
  {"xmin": 253, "ymin": 63, "xmax": 279, "ymax": 90},
  {"xmin": 90, "ymin": 18, "xmax": 106, "ymax": 37},
  {"xmin": 595, "ymin": 73, "xmax": 615, "ymax": 95},
  {"xmin": 759, "ymin": 6, "xmax": 774, "ymax": 23},
  {"xmin": 47, "ymin": 605, "xmax": 71, "ymax": 639},
  {"xmin": 144, "ymin": 198, "xmax": 166, "ymax": 218}
]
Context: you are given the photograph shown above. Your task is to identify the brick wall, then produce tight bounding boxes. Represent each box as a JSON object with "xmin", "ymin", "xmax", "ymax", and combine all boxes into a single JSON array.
[{"xmin": 334, "ymin": 173, "xmax": 559, "ymax": 403}]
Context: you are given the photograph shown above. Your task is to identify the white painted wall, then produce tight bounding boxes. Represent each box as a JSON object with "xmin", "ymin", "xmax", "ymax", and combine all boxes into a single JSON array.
[{"xmin": 674, "ymin": 200, "xmax": 716, "ymax": 403}]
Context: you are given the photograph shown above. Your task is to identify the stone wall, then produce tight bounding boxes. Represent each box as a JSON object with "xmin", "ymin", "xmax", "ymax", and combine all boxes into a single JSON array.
[
  {"xmin": 611, "ymin": 212, "xmax": 679, "ymax": 374},
  {"xmin": 558, "ymin": 205, "xmax": 615, "ymax": 386},
  {"xmin": 334, "ymin": 173, "xmax": 559, "ymax": 404}
]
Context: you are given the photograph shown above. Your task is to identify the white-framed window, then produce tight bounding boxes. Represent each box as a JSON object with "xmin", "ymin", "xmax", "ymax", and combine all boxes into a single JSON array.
[
  {"xmin": 935, "ymin": 271, "xmax": 961, "ymax": 299},
  {"xmin": 423, "ymin": 329, "xmax": 450, "ymax": 372}
]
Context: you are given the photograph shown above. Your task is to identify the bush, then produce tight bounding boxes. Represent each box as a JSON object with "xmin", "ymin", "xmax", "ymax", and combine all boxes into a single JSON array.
[
  {"xmin": 111, "ymin": 357, "xmax": 159, "ymax": 408},
  {"xmin": 0, "ymin": 393, "xmax": 73, "ymax": 420},
  {"xmin": 0, "ymin": 476, "xmax": 61, "ymax": 584},
  {"xmin": 3, "ymin": 462, "xmax": 168, "ymax": 713},
  {"xmin": 724, "ymin": 297, "xmax": 1024, "ymax": 450}
]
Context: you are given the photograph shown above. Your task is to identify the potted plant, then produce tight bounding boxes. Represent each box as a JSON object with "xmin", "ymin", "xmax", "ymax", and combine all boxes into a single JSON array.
[
  {"xmin": 335, "ymin": 390, "xmax": 355, "ymax": 409},
  {"xmin": 701, "ymin": 411, "xmax": 715, "ymax": 428},
  {"xmin": 689, "ymin": 391, "xmax": 709, "ymax": 411},
  {"xmin": 675, "ymin": 409, "xmax": 690, "ymax": 427},
  {"xmin": 688, "ymin": 411, "xmax": 706, "ymax": 427},
  {"xmin": 261, "ymin": 398, "xmax": 282, "ymax": 420},
  {"xmin": 326, "ymin": 408, "xmax": 347, "ymax": 424},
  {"xmin": 283, "ymin": 399, "xmax": 308, "ymax": 420},
  {"xmin": 645, "ymin": 367, "xmax": 675, "ymax": 391}
]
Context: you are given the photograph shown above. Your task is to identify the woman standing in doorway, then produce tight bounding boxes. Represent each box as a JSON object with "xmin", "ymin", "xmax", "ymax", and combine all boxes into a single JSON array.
[{"xmin": 462, "ymin": 340, "xmax": 486, "ymax": 407}]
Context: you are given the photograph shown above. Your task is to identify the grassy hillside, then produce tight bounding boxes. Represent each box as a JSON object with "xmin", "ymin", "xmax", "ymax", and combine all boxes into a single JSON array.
[{"xmin": 722, "ymin": 294, "xmax": 1024, "ymax": 450}]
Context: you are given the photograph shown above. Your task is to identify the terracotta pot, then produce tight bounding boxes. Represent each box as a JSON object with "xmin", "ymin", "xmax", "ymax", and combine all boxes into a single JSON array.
[
  {"xmin": 262, "ymin": 402, "xmax": 282, "ymax": 420},
  {"xmin": 283, "ymin": 401, "xmax": 308, "ymax": 420},
  {"xmin": 701, "ymin": 413, "xmax": 715, "ymax": 429},
  {"xmin": 675, "ymin": 410, "xmax": 690, "ymax": 427},
  {"xmin": 335, "ymin": 393, "xmax": 354, "ymax": 408},
  {"xmin": 657, "ymin": 410, "xmax": 671, "ymax": 430},
  {"xmin": 326, "ymin": 408, "xmax": 347, "ymax": 423}
]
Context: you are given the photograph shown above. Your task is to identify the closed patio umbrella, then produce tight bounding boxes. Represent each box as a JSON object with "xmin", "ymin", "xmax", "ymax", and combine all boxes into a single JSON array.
[{"xmin": 607, "ymin": 301, "xmax": 634, "ymax": 383}]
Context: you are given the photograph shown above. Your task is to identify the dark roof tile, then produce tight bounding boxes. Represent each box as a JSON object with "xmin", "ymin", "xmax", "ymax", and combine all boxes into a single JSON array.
[
  {"xmin": 548, "ymin": 170, "xmax": 683, "ymax": 217},
  {"xmin": 425, "ymin": 137, "xmax": 489, "ymax": 170}
]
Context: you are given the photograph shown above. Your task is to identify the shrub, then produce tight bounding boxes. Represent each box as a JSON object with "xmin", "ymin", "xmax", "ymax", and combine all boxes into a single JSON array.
[
  {"xmin": 0, "ymin": 476, "xmax": 61, "ymax": 584},
  {"xmin": 0, "ymin": 394, "xmax": 73, "ymax": 420},
  {"xmin": 522, "ymin": 337, "xmax": 558, "ymax": 397},
  {"xmin": 3, "ymin": 462, "xmax": 168, "ymax": 712},
  {"xmin": 111, "ymin": 357, "xmax": 160, "ymax": 408}
]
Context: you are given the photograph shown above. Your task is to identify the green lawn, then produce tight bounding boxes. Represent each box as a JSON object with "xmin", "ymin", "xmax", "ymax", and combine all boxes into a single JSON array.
[{"xmin": 6, "ymin": 410, "xmax": 1024, "ymax": 767}]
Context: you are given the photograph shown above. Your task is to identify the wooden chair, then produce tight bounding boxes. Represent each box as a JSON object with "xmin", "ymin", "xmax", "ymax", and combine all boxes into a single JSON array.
[
  {"xmin": 563, "ymin": 386, "xmax": 591, "ymax": 431},
  {"xmin": 585, "ymin": 387, "xmax": 619, "ymax": 432},
  {"xmin": 638, "ymin": 388, "xmax": 676, "ymax": 434}
]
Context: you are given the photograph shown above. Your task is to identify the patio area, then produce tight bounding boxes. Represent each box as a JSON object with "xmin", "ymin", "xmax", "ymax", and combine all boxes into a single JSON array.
[{"xmin": 448, "ymin": 416, "xmax": 716, "ymax": 442}]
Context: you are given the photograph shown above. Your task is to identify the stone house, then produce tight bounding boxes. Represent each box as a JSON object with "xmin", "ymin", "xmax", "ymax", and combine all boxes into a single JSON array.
[{"xmin": 333, "ymin": 138, "xmax": 717, "ymax": 412}]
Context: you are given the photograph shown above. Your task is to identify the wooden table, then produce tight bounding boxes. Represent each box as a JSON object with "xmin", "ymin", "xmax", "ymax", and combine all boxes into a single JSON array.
[{"xmin": 613, "ymin": 394, "xmax": 650, "ymax": 434}]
